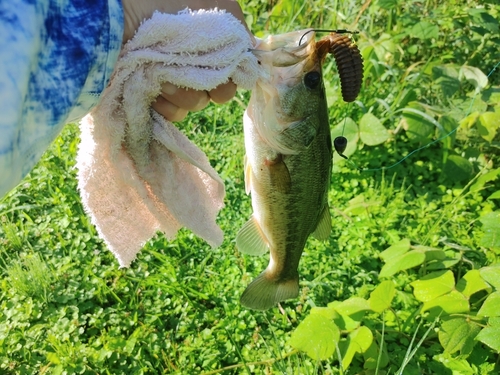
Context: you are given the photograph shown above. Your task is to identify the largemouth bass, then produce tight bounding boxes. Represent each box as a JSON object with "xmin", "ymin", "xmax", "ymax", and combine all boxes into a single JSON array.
[{"xmin": 237, "ymin": 30, "xmax": 342, "ymax": 310}]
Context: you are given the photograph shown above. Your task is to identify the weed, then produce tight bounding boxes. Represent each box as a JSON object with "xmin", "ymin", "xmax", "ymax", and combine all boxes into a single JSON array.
[
  {"xmin": 5, "ymin": 253, "xmax": 55, "ymax": 302},
  {"xmin": 0, "ymin": 0, "xmax": 499, "ymax": 374}
]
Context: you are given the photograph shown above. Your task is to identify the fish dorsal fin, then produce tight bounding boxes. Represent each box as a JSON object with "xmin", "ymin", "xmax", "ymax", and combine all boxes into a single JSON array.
[
  {"xmin": 312, "ymin": 205, "xmax": 331, "ymax": 240},
  {"xmin": 244, "ymin": 154, "xmax": 252, "ymax": 195},
  {"xmin": 236, "ymin": 217, "xmax": 270, "ymax": 256}
]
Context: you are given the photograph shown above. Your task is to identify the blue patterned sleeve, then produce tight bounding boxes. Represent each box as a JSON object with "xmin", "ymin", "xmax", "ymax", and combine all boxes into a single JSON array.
[{"xmin": 0, "ymin": 0, "xmax": 123, "ymax": 198}]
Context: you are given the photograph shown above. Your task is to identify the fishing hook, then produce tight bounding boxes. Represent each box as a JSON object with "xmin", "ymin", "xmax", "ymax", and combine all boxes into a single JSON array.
[{"xmin": 298, "ymin": 29, "xmax": 359, "ymax": 46}]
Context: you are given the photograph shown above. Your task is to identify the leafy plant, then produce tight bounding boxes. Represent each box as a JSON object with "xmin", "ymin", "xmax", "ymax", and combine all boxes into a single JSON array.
[
  {"xmin": 4, "ymin": 253, "xmax": 55, "ymax": 302},
  {"xmin": 290, "ymin": 251, "xmax": 500, "ymax": 372},
  {"xmin": 0, "ymin": 0, "xmax": 499, "ymax": 374}
]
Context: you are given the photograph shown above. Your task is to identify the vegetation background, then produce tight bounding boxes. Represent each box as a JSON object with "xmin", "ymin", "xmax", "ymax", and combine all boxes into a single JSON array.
[{"xmin": 1, "ymin": 0, "xmax": 499, "ymax": 374}]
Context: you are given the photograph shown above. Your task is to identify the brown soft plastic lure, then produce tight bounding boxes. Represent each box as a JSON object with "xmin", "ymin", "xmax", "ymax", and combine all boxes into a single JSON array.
[{"xmin": 316, "ymin": 32, "xmax": 364, "ymax": 102}]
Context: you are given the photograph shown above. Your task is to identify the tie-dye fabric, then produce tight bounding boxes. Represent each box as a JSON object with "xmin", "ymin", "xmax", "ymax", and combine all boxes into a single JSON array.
[{"xmin": 0, "ymin": 0, "xmax": 123, "ymax": 198}]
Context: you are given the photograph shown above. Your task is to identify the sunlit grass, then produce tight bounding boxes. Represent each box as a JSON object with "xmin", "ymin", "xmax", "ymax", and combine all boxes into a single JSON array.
[{"xmin": 1, "ymin": 0, "xmax": 498, "ymax": 373}]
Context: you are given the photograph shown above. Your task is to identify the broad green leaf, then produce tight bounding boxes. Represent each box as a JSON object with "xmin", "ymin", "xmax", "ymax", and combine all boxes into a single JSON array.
[
  {"xmin": 397, "ymin": 88, "xmax": 417, "ymax": 109},
  {"xmin": 468, "ymin": 8, "xmax": 500, "ymax": 34},
  {"xmin": 469, "ymin": 168, "xmax": 500, "ymax": 193},
  {"xmin": 421, "ymin": 290, "xmax": 470, "ymax": 315},
  {"xmin": 412, "ymin": 245, "xmax": 441, "ymax": 252},
  {"xmin": 482, "ymin": 87, "xmax": 500, "ymax": 106},
  {"xmin": 456, "ymin": 97, "xmax": 488, "ymax": 115},
  {"xmin": 440, "ymin": 116, "xmax": 458, "ymax": 151},
  {"xmin": 443, "ymin": 155, "xmax": 473, "ymax": 182},
  {"xmin": 369, "ymin": 280, "xmax": 396, "ymax": 312},
  {"xmin": 350, "ymin": 326, "xmax": 373, "ymax": 352},
  {"xmin": 310, "ymin": 306, "xmax": 336, "ymax": 320},
  {"xmin": 427, "ymin": 248, "xmax": 462, "ymax": 271},
  {"xmin": 371, "ymin": 33, "xmax": 397, "ymax": 61},
  {"xmin": 329, "ymin": 298, "xmax": 371, "ymax": 331},
  {"xmin": 477, "ymin": 111, "xmax": 500, "ymax": 142},
  {"xmin": 290, "ymin": 313, "xmax": 340, "ymax": 360},
  {"xmin": 456, "ymin": 269, "xmax": 491, "ymax": 297},
  {"xmin": 460, "ymin": 111, "xmax": 480, "ymax": 129},
  {"xmin": 479, "ymin": 211, "xmax": 500, "ymax": 250},
  {"xmin": 426, "ymin": 257, "xmax": 461, "ymax": 270},
  {"xmin": 460, "ymin": 65, "xmax": 489, "ymax": 92},
  {"xmin": 409, "ymin": 21, "xmax": 439, "ymax": 40},
  {"xmin": 400, "ymin": 106, "xmax": 441, "ymax": 140},
  {"xmin": 328, "ymin": 300, "xmax": 368, "ymax": 331},
  {"xmin": 479, "ymin": 265, "xmax": 500, "ymax": 289},
  {"xmin": 363, "ymin": 339, "xmax": 389, "ymax": 370},
  {"xmin": 330, "ymin": 117, "xmax": 359, "ymax": 158},
  {"xmin": 411, "ymin": 270, "xmax": 455, "ymax": 302},
  {"xmin": 335, "ymin": 297, "xmax": 371, "ymax": 315},
  {"xmin": 379, "ymin": 238, "xmax": 411, "ymax": 262},
  {"xmin": 475, "ymin": 326, "xmax": 500, "ymax": 352},
  {"xmin": 332, "ymin": 311, "xmax": 364, "ymax": 331},
  {"xmin": 488, "ymin": 190, "xmax": 500, "ymax": 200},
  {"xmin": 424, "ymin": 249, "xmax": 447, "ymax": 262},
  {"xmin": 435, "ymin": 353, "xmax": 475, "ymax": 374},
  {"xmin": 340, "ymin": 326, "xmax": 373, "ymax": 370},
  {"xmin": 433, "ymin": 65, "xmax": 460, "ymax": 98},
  {"xmin": 359, "ymin": 113, "xmax": 390, "ymax": 146},
  {"xmin": 379, "ymin": 250, "xmax": 426, "ymax": 278},
  {"xmin": 477, "ymin": 291, "xmax": 500, "ymax": 317},
  {"xmin": 489, "ymin": 317, "xmax": 500, "ymax": 327},
  {"xmin": 438, "ymin": 317, "xmax": 481, "ymax": 355}
]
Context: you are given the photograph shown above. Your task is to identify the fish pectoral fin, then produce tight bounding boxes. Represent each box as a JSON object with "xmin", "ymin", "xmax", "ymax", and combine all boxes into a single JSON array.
[
  {"xmin": 244, "ymin": 154, "xmax": 252, "ymax": 195},
  {"xmin": 236, "ymin": 217, "xmax": 270, "ymax": 256},
  {"xmin": 277, "ymin": 119, "xmax": 317, "ymax": 152},
  {"xmin": 240, "ymin": 272, "xmax": 299, "ymax": 311},
  {"xmin": 268, "ymin": 159, "xmax": 292, "ymax": 194},
  {"xmin": 312, "ymin": 205, "xmax": 331, "ymax": 241}
]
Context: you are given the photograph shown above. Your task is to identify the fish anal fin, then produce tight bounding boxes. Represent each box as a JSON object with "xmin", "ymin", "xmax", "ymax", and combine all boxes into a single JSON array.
[
  {"xmin": 240, "ymin": 272, "xmax": 299, "ymax": 310},
  {"xmin": 312, "ymin": 205, "xmax": 331, "ymax": 240},
  {"xmin": 236, "ymin": 217, "xmax": 269, "ymax": 256}
]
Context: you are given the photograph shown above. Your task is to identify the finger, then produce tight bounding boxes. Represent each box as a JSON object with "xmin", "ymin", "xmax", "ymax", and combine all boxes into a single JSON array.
[
  {"xmin": 209, "ymin": 81, "xmax": 237, "ymax": 104},
  {"xmin": 159, "ymin": 82, "xmax": 210, "ymax": 111},
  {"xmin": 151, "ymin": 95, "xmax": 188, "ymax": 122}
]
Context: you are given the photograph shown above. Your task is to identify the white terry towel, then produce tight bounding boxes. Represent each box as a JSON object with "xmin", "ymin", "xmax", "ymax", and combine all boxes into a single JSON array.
[{"xmin": 77, "ymin": 9, "xmax": 259, "ymax": 267}]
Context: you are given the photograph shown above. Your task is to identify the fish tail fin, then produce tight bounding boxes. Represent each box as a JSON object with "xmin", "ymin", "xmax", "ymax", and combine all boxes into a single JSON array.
[{"xmin": 240, "ymin": 272, "xmax": 299, "ymax": 311}]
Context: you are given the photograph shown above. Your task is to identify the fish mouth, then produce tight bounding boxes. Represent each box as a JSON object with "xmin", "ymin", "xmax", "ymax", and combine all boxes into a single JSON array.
[{"xmin": 250, "ymin": 29, "xmax": 319, "ymax": 71}]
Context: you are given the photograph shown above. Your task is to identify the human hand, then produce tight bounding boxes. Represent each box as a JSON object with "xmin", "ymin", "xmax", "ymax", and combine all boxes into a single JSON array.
[{"xmin": 121, "ymin": 0, "xmax": 253, "ymax": 122}]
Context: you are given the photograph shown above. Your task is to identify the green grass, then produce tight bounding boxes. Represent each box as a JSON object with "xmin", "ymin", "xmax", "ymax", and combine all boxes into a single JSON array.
[{"xmin": 1, "ymin": 0, "xmax": 499, "ymax": 374}]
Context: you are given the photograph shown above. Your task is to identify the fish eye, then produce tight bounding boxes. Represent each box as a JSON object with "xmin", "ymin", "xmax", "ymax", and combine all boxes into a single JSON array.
[{"xmin": 304, "ymin": 71, "xmax": 321, "ymax": 89}]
